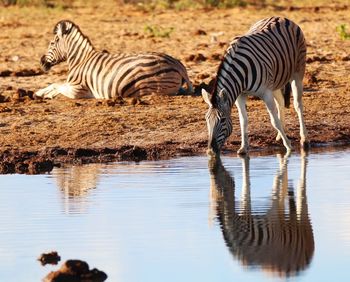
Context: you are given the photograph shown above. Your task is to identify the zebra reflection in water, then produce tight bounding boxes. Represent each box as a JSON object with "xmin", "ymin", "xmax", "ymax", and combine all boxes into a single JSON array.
[
  {"xmin": 208, "ymin": 154, "xmax": 314, "ymax": 277},
  {"xmin": 54, "ymin": 164, "xmax": 100, "ymax": 213}
]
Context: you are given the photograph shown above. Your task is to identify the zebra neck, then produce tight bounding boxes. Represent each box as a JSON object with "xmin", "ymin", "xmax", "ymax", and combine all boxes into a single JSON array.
[
  {"xmin": 214, "ymin": 76, "xmax": 242, "ymax": 107},
  {"xmin": 67, "ymin": 34, "xmax": 95, "ymax": 69}
]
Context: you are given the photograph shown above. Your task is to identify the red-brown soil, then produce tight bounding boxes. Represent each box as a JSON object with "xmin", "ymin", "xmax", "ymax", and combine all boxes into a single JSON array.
[{"xmin": 0, "ymin": 2, "xmax": 349, "ymax": 173}]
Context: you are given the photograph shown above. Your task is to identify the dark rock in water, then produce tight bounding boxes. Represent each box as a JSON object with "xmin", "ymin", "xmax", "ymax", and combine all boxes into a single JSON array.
[
  {"xmin": 43, "ymin": 259, "xmax": 107, "ymax": 282},
  {"xmin": 61, "ymin": 260, "xmax": 90, "ymax": 275},
  {"xmin": 38, "ymin": 251, "xmax": 61, "ymax": 266}
]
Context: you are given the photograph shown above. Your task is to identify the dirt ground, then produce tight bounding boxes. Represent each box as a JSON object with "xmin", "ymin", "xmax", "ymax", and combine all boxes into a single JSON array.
[{"xmin": 0, "ymin": 1, "xmax": 349, "ymax": 173}]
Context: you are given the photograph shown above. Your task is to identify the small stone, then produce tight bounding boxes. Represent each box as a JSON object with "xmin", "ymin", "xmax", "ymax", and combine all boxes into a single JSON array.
[
  {"xmin": 43, "ymin": 259, "xmax": 107, "ymax": 282},
  {"xmin": 38, "ymin": 251, "xmax": 61, "ymax": 266},
  {"xmin": 194, "ymin": 29, "xmax": 207, "ymax": 35},
  {"xmin": 0, "ymin": 94, "xmax": 10, "ymax": 103},
  {"xmin": 106, "ymin": 100, "xmax": 116, "ymax": 107}
]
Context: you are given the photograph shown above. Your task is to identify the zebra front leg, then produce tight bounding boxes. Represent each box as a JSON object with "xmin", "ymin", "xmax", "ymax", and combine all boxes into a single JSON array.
[
  {"xmin": 263, "ymin": 90, "xmax": 292, "ymax": 153},
  {"xmin": 35, "ymin": 83, "xmax": 61, "ymax": 99},
  {"xmin": 239, "ymin": 155, "xmax": 251, "ymax": 214},
  {"xmin": 296, "ymin": 150, "xmax": 308, "ymax": 220},
  {"xmin": 273, "ymin": 89, "xmax": 286, "ymax": 142},
  {"xmin": 35, "ymin": 83, "xmax": 92, "ymax": 99},
  {"xmin": 291, "ymin": 76, "xmax": 308, "ymax": 148},
  {"xmin": 235, "ymin": 94, "xmax": 249, "ymax": 155}
]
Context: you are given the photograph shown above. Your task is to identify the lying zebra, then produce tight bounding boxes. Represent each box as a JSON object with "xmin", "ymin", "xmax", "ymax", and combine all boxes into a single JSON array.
[{"xmin": 35, "ymin": 20, "xmax": 193, "ymax": 99}]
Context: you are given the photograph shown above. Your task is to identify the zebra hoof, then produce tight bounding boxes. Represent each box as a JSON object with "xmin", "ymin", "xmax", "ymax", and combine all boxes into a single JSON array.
[
  {"xmin": 285, "ymin": 145, "xmax": 292, "ymax": 155},
  {"xmin": 300, "ymin": 140, "xmax": 310, "ymax": 150},
  {"xmin": 35, "ymin": 90, "xmax": 56, "ymax": 99},
  {"xmin": 35, "ymin": 89, "xmax": 52, "ymax": 99},
  {"xmin": 34, "ymin": 91, "xmax": 44, "ymax": 98},
  {"xmin": 207, "ymin": 148, "xmax": 219, "ymax": 158},
  {"xmin": 237, "ymin": 147, "xmax": 248, "ymax": 155},
  {"xmin": 283, "ymin": 150, "xmax": 292, "ymax": 158}
]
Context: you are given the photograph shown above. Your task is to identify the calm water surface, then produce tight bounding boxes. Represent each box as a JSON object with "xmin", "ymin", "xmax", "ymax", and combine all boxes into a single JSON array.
[{"xmin": 1, "ymin": 149, "xmax": 350, "ymax": 281}]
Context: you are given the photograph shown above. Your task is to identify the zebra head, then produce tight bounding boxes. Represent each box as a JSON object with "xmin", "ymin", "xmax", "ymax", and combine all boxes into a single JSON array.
[
  {"xmin": 40, "ymin": 20, "xmax": 74, "ymax": 72},
  {"xmin": 202, "ymin": 88, "xmax": 232, "ymax": 156}
]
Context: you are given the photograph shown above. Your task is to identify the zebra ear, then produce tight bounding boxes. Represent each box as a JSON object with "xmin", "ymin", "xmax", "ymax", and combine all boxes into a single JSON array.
[
  {"xmin": 202, "ymin": 89, "xmax": 213, "ymax": 107},
  {"xmin": 55, "ymin": 20, "xmax": 73, "ymax": 37}
]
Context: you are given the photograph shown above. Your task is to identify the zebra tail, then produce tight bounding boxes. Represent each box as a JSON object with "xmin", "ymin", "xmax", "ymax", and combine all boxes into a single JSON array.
[
  {"xmin": 283, "ymin": 82, "xmax": 291, "ymax": 108},
  {"xmin": 176, "ymin": 59, "xmax": 193, "ymax": 94},
  {"xmin": 182, "ymin": 75, "xmax": 194, "ymax": 94}
]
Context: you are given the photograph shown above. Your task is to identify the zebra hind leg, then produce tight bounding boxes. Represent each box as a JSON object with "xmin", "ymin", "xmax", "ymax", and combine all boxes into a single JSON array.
[
  {"xmin": 235, "ymin": 94, "xmax": 249, "ymax": 155},
  {"xmin": 262, "ymin": 90, "xmax": 292, "ymax": 153},
  {"xmin": 273, "ymin": 89, "xmax": 286, "ymax": 142},
  {"xmin": 291, "ymin": 75, "xmax": 308, "ymax": 148}
]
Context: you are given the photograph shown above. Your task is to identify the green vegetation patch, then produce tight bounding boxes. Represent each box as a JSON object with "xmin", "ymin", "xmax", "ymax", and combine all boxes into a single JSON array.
[
  {"xmin": 124, "ymin": 0, "xmax": 247, "ymax": 10},
  {"xmin": 1, "ymin": 0, "xmax": 72, "ymax": 9},
  {"xmin": 144, "ymin": 24, "xmax": 174, "ymax": 38},
  {"xmin": 336, "ymin": 24, "xmax": 350, "ymax": 40}
]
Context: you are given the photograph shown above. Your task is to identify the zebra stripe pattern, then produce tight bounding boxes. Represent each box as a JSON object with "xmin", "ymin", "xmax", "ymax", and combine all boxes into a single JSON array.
[
  {"xmin": 208, "ymin": 154, "xmax": 314, "ymax": 277},
  {"xmin": 205, "ymin": 99, "xmax": 233, "ymax": 153},
  {"xmin": 36, "ymin": 20, "xmax": 193, "ymax": 99},
  {"xmin": 202, "ymin": 16, "xmax": 308, "ymax": 155}
]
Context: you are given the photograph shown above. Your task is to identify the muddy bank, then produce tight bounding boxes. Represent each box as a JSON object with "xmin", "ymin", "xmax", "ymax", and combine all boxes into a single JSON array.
[
  {"xmin": 0, "ymin": 142, "xmax": 206, "ymax": 174},
  {"xmin": 2, "ymin": 139, "xmax": 350, "ymax": 174}
]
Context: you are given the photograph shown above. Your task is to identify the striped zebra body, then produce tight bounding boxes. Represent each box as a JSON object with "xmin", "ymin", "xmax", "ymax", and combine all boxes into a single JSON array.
[
  {"xmin": 208, "ymin": 154, "xmax": 314, "ymax": 276},
  {"xmin": 36, "ymin": 20, "xmax": 193, "ymax": 99},
  {"xmin": 202, "ymin": 17, "xmax": 308, "ymax": 155}
]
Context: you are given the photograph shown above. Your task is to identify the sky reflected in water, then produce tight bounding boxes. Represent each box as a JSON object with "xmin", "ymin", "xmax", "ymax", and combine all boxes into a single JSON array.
[{"xmin": 1, "ymin": 148, "xmax": 350, "ymax": 281}]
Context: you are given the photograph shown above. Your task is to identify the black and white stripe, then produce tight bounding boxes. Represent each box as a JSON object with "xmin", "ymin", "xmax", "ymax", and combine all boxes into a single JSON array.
[
  {"xmin": 208, "ymin": 155, "xmax": 314, "ymax": 276},
  {"xmin": 203, "ymin": 16, "xmax": 308, "ymax": 155},
  {"xmin": 36, "ymin": 20, "xmax": 193, "ymax": 99},
  {"xmin": 216, "ymin": 17, "xmax": 306, "ymax": 101}
]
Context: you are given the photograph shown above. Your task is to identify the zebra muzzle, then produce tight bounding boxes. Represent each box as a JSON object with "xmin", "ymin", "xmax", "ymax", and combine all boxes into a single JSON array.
[
  {"xmin": 40, "ymin": 55, "xmax": 52, "ymax": 72},
  {"xmin": 207, "ymin": 140, "xmax": 220, "ymax": 156}
]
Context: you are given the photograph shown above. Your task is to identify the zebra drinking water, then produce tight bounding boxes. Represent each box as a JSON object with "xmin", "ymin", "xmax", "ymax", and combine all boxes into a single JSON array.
[
  {"xmin": 202, "ymin": 17, "xmax": 308, "ymax": 155},
  {"xmin": 35, "ymin": 20, "xmax": 193, "ymax": 99}
]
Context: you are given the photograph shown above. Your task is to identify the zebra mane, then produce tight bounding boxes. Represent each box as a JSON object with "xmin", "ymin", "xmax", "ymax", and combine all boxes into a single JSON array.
[
  {"xmin": 211, "ymin": 37, "xmax": 241, "ymax": 106},
  {"xmin": 53, "ymin": 20, "xmax": 94, "ymax": 48},
  {"xmin": 53, "ymin": 20, "xmax": 75, "ymax": 35},
  {"xmin": 210, "ymin": 60, "xmax": 225, "ymax": 106}
]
